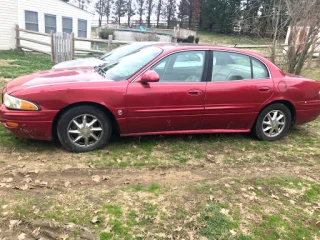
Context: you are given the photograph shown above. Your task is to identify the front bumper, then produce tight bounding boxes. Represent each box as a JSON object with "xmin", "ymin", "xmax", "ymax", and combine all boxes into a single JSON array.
[{"xmin": 0, "ymin": 104, "xmax": 58, "ymax": 141}]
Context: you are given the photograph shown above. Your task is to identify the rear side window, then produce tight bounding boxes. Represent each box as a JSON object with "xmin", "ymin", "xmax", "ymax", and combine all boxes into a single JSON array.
[{"xmin": 212, "ymin": 51, "xmax": 269, "ymax": 82}]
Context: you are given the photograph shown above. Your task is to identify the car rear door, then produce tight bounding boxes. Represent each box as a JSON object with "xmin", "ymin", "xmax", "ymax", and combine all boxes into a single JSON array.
[
  {"xmin": 123, "ymin": 50, "xmax": 209, "ymax": 135},
  {"xmin": 203, "ymin": 50, "xmax": 274, "ymax": 130}
]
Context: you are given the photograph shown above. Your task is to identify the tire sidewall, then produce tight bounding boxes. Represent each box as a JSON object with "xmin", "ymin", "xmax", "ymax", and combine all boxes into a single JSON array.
[
  {"xmin": 57, "ymin": 105, "xmax": 111, "ymax": 152},
  {"xmin": 254, "ymin": 103, "xmax": 292, "ymax": 141}
]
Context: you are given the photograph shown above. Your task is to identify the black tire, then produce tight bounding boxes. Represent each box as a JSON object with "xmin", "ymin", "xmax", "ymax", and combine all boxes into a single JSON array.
[
  {"xmin": 57, "ymin": 105, "xmax": 112, "ymax": 152},
  {"xmin": 253, "ymin": 103, "xmax": 291, "ymax": 141}
]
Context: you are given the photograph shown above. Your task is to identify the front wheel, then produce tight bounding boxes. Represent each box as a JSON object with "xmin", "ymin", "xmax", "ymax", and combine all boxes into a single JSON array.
[
  {"xmin": 57, "ymin": 105, "xmax": 112, "ymax": 152},
  {"xmin": 253, "ymin": 103, "xmax": 292, "ymax": 141}
]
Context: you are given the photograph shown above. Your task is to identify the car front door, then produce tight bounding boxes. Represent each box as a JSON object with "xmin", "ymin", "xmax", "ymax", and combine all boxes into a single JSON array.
[
  {"xmin": 123, "ymin": 50, "xmax": 208, "ymax": 135},
  {"xmin": 203, "ymin": 51, "xmax": 274, "ymax": 130}
]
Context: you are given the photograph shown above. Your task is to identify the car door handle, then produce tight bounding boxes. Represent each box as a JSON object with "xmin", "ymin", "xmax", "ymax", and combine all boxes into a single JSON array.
[
  {"xmin": 258, "ymin": 86, "xmax": 270, "ymax": 92},
  {"xmin": 188, "ymin": 89, "xmax": 203, "ymax": 96}
]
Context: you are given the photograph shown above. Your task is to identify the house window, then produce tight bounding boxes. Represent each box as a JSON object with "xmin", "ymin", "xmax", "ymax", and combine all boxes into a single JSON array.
[
  {"xmin": 78, "ymin": 19, "xmax": 87, "ymax": 38},
  {"xmin": 25, "ymin": 11, "xmax": 38, "ymax": 31},
  {"xmin": 62, "ymin": 17, "xmax": 73, "ymax": 34},
  {"xmin": 45, "ymin": 14, "xmax": 56, "ymax": 33}
]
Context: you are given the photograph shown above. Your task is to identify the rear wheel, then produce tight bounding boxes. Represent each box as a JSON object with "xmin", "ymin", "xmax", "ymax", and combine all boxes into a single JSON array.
[
  {"xmin": 57, "ymin": 105, "xmax": 112, "ymax": 152},
  {"xmin": 253, "ymin": 103, "xmax": 291, "ymax": 141}
]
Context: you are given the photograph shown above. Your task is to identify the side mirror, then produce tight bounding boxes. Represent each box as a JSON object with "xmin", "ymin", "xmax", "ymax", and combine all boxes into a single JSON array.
[{"xmin": 137, "ymin": 70, "xmax": 160, "ymax": 83}]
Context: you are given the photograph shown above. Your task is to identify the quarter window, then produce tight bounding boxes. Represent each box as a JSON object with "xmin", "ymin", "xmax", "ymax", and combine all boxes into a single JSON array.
[
  {"xmin": 25, "ymin": 11, "xmax": 38, "ymax": 31},
  {"xmin": 62, "ymin": 17, "xmax": 73, "ymax": 34},
  {"xmin": 78, "ymin": 19, "xmax": 87, "ymax": 38},
  {"xmin": 252, "ymin": 58, "xmax": 269, "ymax": 78},
  {"xmin": 45, "ymin": 14, "xmax": 56, "ymax": 33},
  {"xmin": 152, "ymin": 51, "xmax": 205, "ymax": 82}
]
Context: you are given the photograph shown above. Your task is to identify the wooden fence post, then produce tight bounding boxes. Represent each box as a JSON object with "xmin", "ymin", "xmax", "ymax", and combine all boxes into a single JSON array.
[
  {"xmin": 108, "ymin": 35, "xmax": 113, "ymax": 51},
  {"xmin": 70, "ymin": 32, "xmax": 75, "ymax": 60},
  {"xmin": 15, "ymin": 24, "xmax": 21, "ymax": 50},
  {"xmin": 50, "ymin": 30, "xmax": 54, "ymax": 62}
]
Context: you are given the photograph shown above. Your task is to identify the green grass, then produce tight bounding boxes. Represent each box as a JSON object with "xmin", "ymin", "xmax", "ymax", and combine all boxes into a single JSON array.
[
  {"xmin": 0, "ymin": 50, "xmax": 54, "ymax": 79},
  {"xmin": 197, "ymin": 31, "xmax": 275, "ymax": 46},
  {"xmin": 200, "ymin": 203, "xmax": 253, "ymax": 240}
]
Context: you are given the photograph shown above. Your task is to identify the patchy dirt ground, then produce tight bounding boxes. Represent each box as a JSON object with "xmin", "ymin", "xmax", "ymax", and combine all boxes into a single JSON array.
[{"xmin": 0, "ymin": 132, "xmax": 320, "ymax": 239}]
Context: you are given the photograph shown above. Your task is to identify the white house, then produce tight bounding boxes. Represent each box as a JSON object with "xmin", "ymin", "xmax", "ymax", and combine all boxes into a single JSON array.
[{"xmin": 0, "ymin": 0, "xmax": 93, "ymax": 51}]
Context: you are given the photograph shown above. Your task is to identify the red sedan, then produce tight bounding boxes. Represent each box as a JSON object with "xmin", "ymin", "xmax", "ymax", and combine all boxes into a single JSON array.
[{"xmin": 1, "ymin": 44, "xmax": 320, "ymax": 152}]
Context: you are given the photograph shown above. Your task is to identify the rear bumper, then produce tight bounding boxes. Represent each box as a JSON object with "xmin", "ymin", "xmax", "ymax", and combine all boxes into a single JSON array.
[
  {"xmin": 0, "ymin": 104, "xmax": 58, "ymax": 140},
  {"xmin": 295, "ymin": 101, "xmax": 320, "ymax": 125}
]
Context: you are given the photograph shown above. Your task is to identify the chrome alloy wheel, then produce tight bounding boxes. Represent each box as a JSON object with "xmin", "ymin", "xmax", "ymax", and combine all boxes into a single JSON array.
[
  {"xmin": 67, "ymin": 114, "xmax": 104, "ymax": 147},
  {"xmin": 262, "ymin": 110, "xmax": 286, "ymax": 137}
]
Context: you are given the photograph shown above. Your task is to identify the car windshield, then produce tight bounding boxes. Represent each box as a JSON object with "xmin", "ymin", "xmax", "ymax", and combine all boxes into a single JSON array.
[
  {"xmin": 99, "ymin": 43, "xmax": 149, "ymax": 62},
  {"xmin": 98, "ymin": 46, "xmax": 163, "ymax": 81}
]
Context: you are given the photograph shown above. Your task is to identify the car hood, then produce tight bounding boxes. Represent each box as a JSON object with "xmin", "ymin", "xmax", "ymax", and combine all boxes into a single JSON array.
[
  {"xmin": 52, "ymin": 58, "xmax": 105, "ymax": 69},
  {"xmin": 6, "ymin": 67, "xmax": 112, "ymax": 94}
]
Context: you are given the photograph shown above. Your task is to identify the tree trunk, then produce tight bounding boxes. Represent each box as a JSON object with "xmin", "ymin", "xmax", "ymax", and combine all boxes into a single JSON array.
[
  {"xmin": 99, "ymin": 16, "xmax": 102, "ymax": 27},
  {"xmin": 271, "ymin": 0, "xmax": 281, "ymax": 64},
  {"xmin": 188, "ymin": 0, "xmax": 192, "ymax": 29}
]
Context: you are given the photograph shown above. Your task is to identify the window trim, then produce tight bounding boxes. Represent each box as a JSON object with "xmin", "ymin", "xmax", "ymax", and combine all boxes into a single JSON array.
[
  {"xmin": 132, "ymin": 49, "xmax": 210, "ymax": 83},
  {"xmin": 25, "ymin": 10, "xmax": 39, "ymax": 32},
  {"xmin": 62, "ymin": 16, "xmax": 73, "ymax": 34},
  {"xmin": 210, "ymin": 50, "xmax": 272, "ymax": 82},
  {"xmin": 44, "ymin": 13, "xmax": 57, "ymax": 33},
  {"xmin": 78, "ymin": 18, "xmax": 88, "ymax": 38}
]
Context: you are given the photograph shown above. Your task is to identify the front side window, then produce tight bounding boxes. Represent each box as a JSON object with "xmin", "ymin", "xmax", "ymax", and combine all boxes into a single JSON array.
[
  {"xmin": 25, "ymin": 11, "xmax": 38, "ymax": 31},
  {"xmin": 45, "ymin": 14, "xmax": 56, "ymax": 33},
  {"xmin": 62, "ymin": 17, "xmax": 73, "ymax": 34},
  {"xmin": 151, "ymin": 51, "xmax": 205, "ymax": 82},
  {"xmin": 78, "ymin": 19, "xmax": 87, "ymax": 38},
  {"xmin": 98, "ymin": 46, "xmax": 163, "ymax": 81}
]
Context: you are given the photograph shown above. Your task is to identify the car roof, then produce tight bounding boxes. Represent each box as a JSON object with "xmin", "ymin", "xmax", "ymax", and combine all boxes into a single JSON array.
[{"xmin": 149, "ymin": 43, "xmax": 264, "ymax": 58}]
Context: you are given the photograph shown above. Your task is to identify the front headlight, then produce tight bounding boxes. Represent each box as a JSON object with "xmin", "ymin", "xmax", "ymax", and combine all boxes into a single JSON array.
[{"xmin": 3, "ymin": 93, "xmax": 39, "ymax": 111}]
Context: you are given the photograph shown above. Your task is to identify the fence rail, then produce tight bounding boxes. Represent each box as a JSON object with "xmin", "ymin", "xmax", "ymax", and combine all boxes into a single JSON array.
[{"xmin": 15, "ymin": 25, "xmax": 130, "ymax": 63}]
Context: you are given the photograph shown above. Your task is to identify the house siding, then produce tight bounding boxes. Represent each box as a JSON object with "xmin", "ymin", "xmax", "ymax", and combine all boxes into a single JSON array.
[
  {"xmin": 18, "ymin": 0, "xmax": 92, "ymax": 52},
  {"xmin": 0, "ymin": 0, "xmax": 19, "ymax": 50}
]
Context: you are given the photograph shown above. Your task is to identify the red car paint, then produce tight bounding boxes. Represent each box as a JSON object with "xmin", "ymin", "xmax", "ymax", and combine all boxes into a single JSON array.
[{"xmin": 1, "ymin": 45, "xmax": 320, "ymax": 141}]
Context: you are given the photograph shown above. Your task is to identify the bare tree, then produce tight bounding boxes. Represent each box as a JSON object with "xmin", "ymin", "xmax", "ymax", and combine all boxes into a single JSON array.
[
  {"xmin": 95, "ymin": 0, "xmax": 106, "ymax": 27},
  {"xmin": 162, "ymin": 0, "xmax": 176, "ymax": 29},
  {"xmin": 145, "ymin": 0, "xmax": 155, "ymax": 28},
  {"xmin": 155, "ymin": 0, "xmax": 162, "ymax": 28},
  {"xmin": 113, "ymin": 0, "xmax": 127, "ymax": 24},
  {"xmin": 74, "ymin": 0, "xmax": 91, "ymax": 10},
  {"xmin": 105, "ymin": 0, "xmax": 113, "ymax": 24},
  {"xmin": 178, "ymin": 0, "xmax": 188, "ymax": 27},
  {"xmin": 137, "ymin": 0, "xmax": 145, "ymax": 26},
  {"xmin": 126, "ymin": 0, "xmax": 136, "ymax": 26},
  {"xmin": 285, "ymin": 0, "xmax": 320, "ymax": 74}
]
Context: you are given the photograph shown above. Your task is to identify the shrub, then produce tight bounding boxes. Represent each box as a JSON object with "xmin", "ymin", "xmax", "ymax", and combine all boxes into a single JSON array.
[
  {"xmin": 99, "ymin": 28, "xmax": 114, "ymax": 39},
  {"xmin": 187, "ymin": 35, "xmax": 195, "ymax": 43},
  {"xmin": 195, "ymin": 37, "xmax": 200, "ymax": 44}
]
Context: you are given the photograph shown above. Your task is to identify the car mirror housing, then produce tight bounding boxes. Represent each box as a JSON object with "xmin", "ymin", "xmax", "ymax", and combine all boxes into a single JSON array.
[{"xmin": 137, "ymin": 70, "xmax": 160, "ymax": 83}]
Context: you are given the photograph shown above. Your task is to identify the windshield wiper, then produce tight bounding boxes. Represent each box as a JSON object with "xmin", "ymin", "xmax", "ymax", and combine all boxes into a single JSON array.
[{"xmin": 94, "ymin": 65, "xmax": 106, "ymax": 78}]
